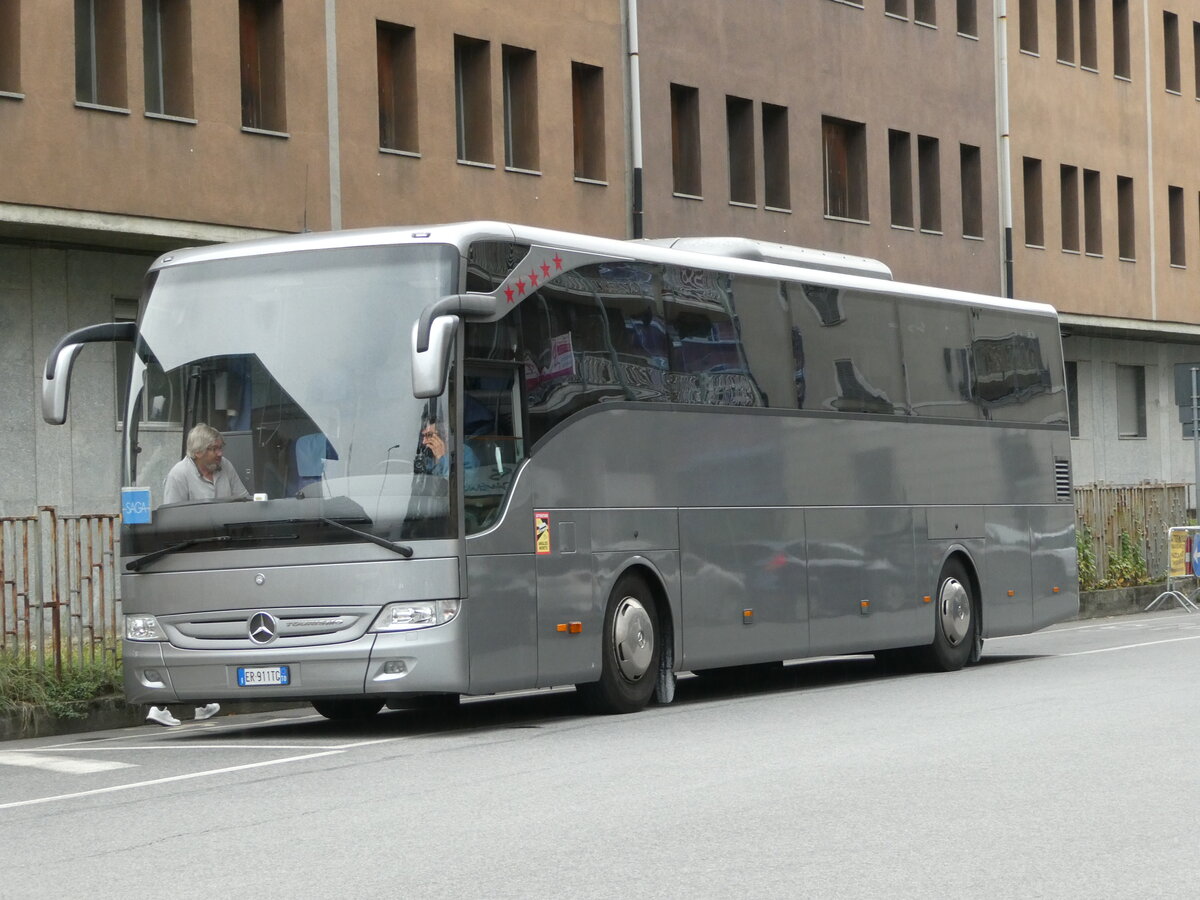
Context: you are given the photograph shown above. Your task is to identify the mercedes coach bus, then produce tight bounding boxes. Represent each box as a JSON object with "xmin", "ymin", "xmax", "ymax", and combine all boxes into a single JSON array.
[{"xmin": 42, "ymin": 222, "xmax": 1077, "ymax": 718}]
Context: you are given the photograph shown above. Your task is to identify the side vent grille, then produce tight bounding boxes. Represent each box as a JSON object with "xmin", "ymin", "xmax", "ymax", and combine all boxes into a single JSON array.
[{"xmin": 1055, "ymin": 458, "xmax": 1072, "ymax": 501}]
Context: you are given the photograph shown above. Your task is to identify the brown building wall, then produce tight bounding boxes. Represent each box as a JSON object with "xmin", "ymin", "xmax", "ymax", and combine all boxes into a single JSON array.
[{"xmin": 635, "ymin": 0, "xmax": 1002, "ymax": 295}]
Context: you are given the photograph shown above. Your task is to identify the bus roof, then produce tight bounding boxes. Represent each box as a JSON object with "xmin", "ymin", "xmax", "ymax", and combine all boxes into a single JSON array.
[{"xmin": 149, "ymin": 220, "xmax": 1059, "ymax": 321}]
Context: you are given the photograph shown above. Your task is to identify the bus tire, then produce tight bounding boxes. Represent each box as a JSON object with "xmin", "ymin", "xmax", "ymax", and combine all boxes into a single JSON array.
[
  {"xmin": 311, "ymin": 698, "xmax": 384, "ymax": 721},
  {"xmin": 577, "ymin": 573, "xmax": 660, "ymax": 714},
  {"xmin": 924, "ymin": 558, "xmax": 977, "ymax": 672}
]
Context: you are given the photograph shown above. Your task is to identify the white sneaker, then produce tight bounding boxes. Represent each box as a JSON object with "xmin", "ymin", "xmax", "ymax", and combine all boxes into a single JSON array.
[
  {"xmin": 193, "ymin": 703, "xmax": 220, "ymax": 721},
  {"xmin": 146, "ymin": 706, "xmax": 182, "ymax": 727}
]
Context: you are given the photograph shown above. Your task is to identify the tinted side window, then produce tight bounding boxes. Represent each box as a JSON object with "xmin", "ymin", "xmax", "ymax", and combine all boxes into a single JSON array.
[
  {"xmin": 970, "ymin": 309, "xmax": 1066, "ymax": 424},
  {"xmin": 899, "ymin": 300, "xmax": 982, "ymax": 420},
  {"xmin": 788, "ymin": 284, "xmax": 905, "ymax": 414}
]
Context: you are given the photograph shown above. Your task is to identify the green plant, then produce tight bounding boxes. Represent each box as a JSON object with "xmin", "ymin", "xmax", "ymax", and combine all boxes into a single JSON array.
[
  {"xmin": 1101, "ymin": 529, "xmax": 1151, "ymax": 589},
  {"xmin": 1076, "ymin": 523, "xmax": 1099, "ymax": 592},
  {"xmin": 0, "ymin": 654, "xmax": 123, "ymax": 720}
]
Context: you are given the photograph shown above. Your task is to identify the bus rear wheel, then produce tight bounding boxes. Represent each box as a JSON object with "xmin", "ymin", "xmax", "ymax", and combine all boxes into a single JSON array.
[
  {"xmin": 577, "ymin": 573, "xmax": 660, "ymax": 714},
  {"xmin": 311, "ymin": 698, "xmax": 384, "ymax": 721},
  {"xmin": 925, "ymin": 559, "xmax": 977, "ymax": 671}
]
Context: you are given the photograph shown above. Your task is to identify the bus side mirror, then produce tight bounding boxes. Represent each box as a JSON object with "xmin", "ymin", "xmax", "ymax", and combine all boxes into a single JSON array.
[
  {"xmin": 412, "ymin": 315, "xmax": 459, "ymax": 399},
  {"xmin": 42, "ymin": 322, "xmax": 138, "ymax": 424}
]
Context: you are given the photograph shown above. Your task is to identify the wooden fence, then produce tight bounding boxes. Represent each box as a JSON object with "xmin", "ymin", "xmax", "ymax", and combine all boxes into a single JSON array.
[
  {"xmin": 0, "ymin": 508, "xmax": 120, "ymax": 674},
  {"xmin": 1073, "ymin": 483, "xmax": 1189, "ymax": 582}
]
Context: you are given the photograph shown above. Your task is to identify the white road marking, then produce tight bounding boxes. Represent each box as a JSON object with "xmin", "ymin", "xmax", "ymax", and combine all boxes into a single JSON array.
[
  {"xmin": 1055, "ymin": 634, "xmax": 1200, "ymax": 657},
  {"xmin": 0, "ymin": 750, "xmax": 342, "ymax": 811},
  {"xmin": 0, "ymin": 752, "xmax": 135, "ymax": 775}
]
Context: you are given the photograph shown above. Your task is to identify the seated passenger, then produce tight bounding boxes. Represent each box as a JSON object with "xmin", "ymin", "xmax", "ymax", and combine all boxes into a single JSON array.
[{"xmin": 163, "ymin": 423, "xmax": 250, "ymax": 503}]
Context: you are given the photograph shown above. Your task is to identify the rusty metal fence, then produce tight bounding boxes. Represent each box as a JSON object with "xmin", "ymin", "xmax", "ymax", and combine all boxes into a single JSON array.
[
  {"xmin": 1074, "ymin": 483, "xmax": 1189, "ymax": 582},
  {"xmin": 1, "ymin": 507, "xmax": 120, "ymax": 674}
]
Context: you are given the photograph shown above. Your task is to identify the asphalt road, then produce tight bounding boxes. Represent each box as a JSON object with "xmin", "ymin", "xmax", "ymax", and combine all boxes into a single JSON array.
[{"xmin": 2, "ymin": 610, "xmax": 1199, "ymax": 899}]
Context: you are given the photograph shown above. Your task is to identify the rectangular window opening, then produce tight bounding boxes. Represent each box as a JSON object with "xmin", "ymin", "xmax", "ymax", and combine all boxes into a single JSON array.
[
  {"xmin": 76, "ymin": 0, "xmax": 128, "ymax": 107},
  {"xmin": 239, "ymin": 0, "xmax": 285, "ymax": 131},
  {"xmin": 671, "ymin": 83, "xmax": 702, "ymax": 196},
  {"xmin": 726, "ymin": 95, "xmax": 755, "ymax": 205},
  {"xmin": 1165, "ymin": 11, "xmax": 1181, "ymax": 93},
  {"xmin": 143, "ymin": 0, "xmax": 192, "ymax": 118},
  {"xmin": 1116, "ymin": 364, "xmax": 1146, "ymax": 438},
  {"xmin": 502, "ymin": 45, "xmax": 538, "ymax": 171},
  {"xmin": 1117, "ymin": 174, "xmax": 1135, "ymax": 260},
  {"xmin": 377, "ymin": 21, "xmax": 417, "ymax": 153},
  {"xmin": 822, "ymin": 116, "xmax": 868, "ymax": 220},
  {"xmin": 1023, "ymin": 157, "xmax": 1044, "ymax": 246},
  {"xmin": 455, "ymin": 35, "xmax": 492, "ymax": 164},
  {"xmin": 762, "ymin": 102, "xmax": 790, "ymax": 209},
  {"xmin": 885, "ymin": 0, "xmax": 907, "ymax": 19},
  {"xmin": 0, "ymin": 0, "xmax": 22, "ymax": 93},
  {"xmin": 918, "ymin": 134, "xmax": 941, "ymax": 232},
  {"xmin": 1060, "ymin": 164, "xmax": 1080, "ymax": 252},
  {"xmin": 1083, "ymin": 168, "xmax": 1102, "ymax": 255},
  {"xmin": 1079, "ymin": 0, "xmax": 1097, "ymax": 69},
  {"xmin": 889, "ymin": 129, "xmax": 913, "ymax": 228},
  {"xmin": 1056, "ymin": 0, "xmax": 1075, "ymax": 64},
  {"xmin": 571, "ymin": 62, "xmax": 606, "ymax": 181},
  {"xmin": 1193, "ymin": 22, "xmax": 1200, "ymax": 98},
  {"xmin": 1019, "ymin": 0, "xmax": 1039, "ymax": 53},
  {"xmin": 1065, "ymin": 361, "xmax": 1080, "ymax": 438},
  {"xmin": 1170, "ymin": 184, "xmax": 1186, "ymax": 266},
  {"xmin": 915, "ymin": 0, "xmax": 936, "ymax": 26},
  {"xmin": 957, "ymin": 0, "xmax": 978, "ymax": 37},
  {"xmin": 1113, "ymin": 0, "xmax": 1130, "ymax": 78},
  {"xmin": 960, "ymin": 143, "xmax": 983, "ymax": 238}
]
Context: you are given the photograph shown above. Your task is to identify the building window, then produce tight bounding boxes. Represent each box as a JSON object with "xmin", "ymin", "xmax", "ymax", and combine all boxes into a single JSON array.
[
  {"xmin": 1117, "ymin": 174, "xmax": 1135, "ymax": 260},
  {"xmin": 726, "ymin": 95, "xmax": 755, "ymax": 205},
  {"xmin": 957, "ymin": 0, "xmax": 978, "ymax": 37},
  {"xmin": 960, "ymin": 143, "xmax": 982, "ymax": 238},
  {"xmin": 1065, "ymin": 361, "xmax": 1080, "ymax": 438},
  {"xmin": 454, "ymin": 35, "xmax": 492, "ymax": 164},
  {"xmin": 1023, "ymin": 157, "xmax": 1044, "ymax": 247},
  {"xmin": 377, "ymin": 22, "xmax": 417, "ymax": 153},
  {"xmin": 143, "ymin": 0, "xmax": 192, "ymax": 118},
  {"xmin": 1083, "ymin": 168, "xmax": 1102, "ymax": 255},
  {"xmin": 914, "ymin": 0, "xmax": 935, "ymax": 27},
  {"xmin": 889, "ymin": 129, "xmax": 913, "ymax": 228},
  {"xmin": 1060, "ymin": 165, "xmax": 1079, "ymax": 252},
  {"xmin": 1113, "ymin": 0, "xmax": 1130, "ymax": 78},
  {"xmin": 502, "ymin": 45, "xmax": 538, "ymax": 171},
  {"xmin": 239, "ymin": 0, "xmax": 284, "ymax": 131},
  {"xmin": 1056, "ymin": 0, "xmax": 1075, "ymax": 63},
  {"xmin": 1170, "ymin": 184, "xmax": 1186, "ymax": 266},
  {"xmin": 1193, "ymin": 22, "xmax": 1200, "ymax": 98},
  {"xmin": 762, "ymin": 102, "xmax": 790, "ymax": 210},
  {"xmin": 671, "ymin": 83, "xmax": 702, "ymax": 197},
  {"xmin": 1019, "ymin": 0, "xmax": 1038, "ymax": 53},
  {"xmin": 75, "ymin": 0, "xmax": 127, "ymax": 108},
  {"xmin": 571, "ymin": 62, "xmax": 605, "ymax": 181},
  {"xmin": 1116, "ymin": 364, "xmax": 1146, "ymax": 438},
  {"xmin": 822, "ymin": 116, "xmax": 868, "ymax": 221},
  {"xmin": 1079, "ymin": 0, "xmax": 1097, "ymax": 69},
  {"xmin": 1165, "ymin": 11, "xmax": 1181, "ymax": 93},
  {"xmin": 918, "ymin": 134, "xmax": 941, "ymax": 232},
  {"xmin": 0, "ymin": 0, "xmax": 21, "ymax": 93},
  {"xmin": 885, "ymin": 0, "xmax": 907, "ymax": 19}
]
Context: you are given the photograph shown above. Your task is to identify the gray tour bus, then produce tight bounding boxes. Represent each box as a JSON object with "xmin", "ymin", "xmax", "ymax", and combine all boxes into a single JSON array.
[{"xmin": 42, "ymin": 221, "xmax": 1078, "ymax": 718}]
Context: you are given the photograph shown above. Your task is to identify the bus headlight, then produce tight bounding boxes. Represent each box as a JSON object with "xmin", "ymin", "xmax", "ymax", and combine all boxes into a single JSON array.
[
  {"xmin": 371, "ymin": 599, "xmax": 460, "ymax": 631},
  {"xmin": 125, "ymin": 615, "xmax": 167, "ymax": 641}
]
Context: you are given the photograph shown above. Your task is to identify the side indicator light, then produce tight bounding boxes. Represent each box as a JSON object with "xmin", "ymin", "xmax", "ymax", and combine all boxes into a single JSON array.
[
  {"xmin": 1052, "ymin": 586, "xmax": 1061, "ymax": 594},
  {"xmin": 922, "ymin": 595, "xmax": 932, "ymax": 604},
  {"xmin": 1007, "ymin": 590, "xmax": 1016, "ymax": 597},
  {"xmin": 556, "ymin": 623, "xmax": 568, "ymax": 633},
  {"xmin": 568, "ymin": 622, "xmax": 583, "ymax": 634}
]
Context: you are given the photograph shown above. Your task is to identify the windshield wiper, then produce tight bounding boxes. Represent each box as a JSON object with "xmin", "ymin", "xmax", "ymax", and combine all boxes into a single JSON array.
[
  {"xmin": 126, "ymin": 535, "xmax": 233, "ymax": 572},
  {"xmin": 317, "ymin": 516, "xmax": 414, "ymax": 558}
]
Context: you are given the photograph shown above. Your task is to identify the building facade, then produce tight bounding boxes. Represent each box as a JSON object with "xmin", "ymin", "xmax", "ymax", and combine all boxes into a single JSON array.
[{"xmin": 1, "ymin": 0, "xmax": 1197, "ymax": 518}]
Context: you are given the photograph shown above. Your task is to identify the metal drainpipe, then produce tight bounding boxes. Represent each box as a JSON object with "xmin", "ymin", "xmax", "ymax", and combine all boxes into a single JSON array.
[
  {"xmin": 325, "ymin": 0, "xmax": 342, "ymax": 231},
  {"xmin": 995, "ymin": 0, "xmax": 1014, "ymax": 298},
  {"xmin": 624, "ymin": 0, "xmax": 645, "ymax": 239}
]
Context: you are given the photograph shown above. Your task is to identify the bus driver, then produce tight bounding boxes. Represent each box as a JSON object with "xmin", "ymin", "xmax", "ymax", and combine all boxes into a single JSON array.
[{"xmin": 163, "ymin": 424, "xmax": 250, "ymax": 504}]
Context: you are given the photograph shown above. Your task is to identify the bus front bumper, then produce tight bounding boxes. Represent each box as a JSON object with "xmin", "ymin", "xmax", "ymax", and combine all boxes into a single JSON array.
[{"xmin": 124, "ymin": 613, "xmax": 470, "ymax": 705}]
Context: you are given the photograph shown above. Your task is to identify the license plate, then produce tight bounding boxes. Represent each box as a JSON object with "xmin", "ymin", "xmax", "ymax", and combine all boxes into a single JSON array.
[{"xmin": 237, "ymin": 665, "xmax": 290, "ymax": 687}]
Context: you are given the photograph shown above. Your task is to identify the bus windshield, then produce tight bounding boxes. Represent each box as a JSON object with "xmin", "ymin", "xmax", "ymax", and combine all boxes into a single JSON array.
[{"xmin": 124, "ymin": 242, "xmax": 461, "ymax": 553}]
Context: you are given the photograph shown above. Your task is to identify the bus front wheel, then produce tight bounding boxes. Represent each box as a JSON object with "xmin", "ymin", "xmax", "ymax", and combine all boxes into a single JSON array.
[{"xmin": 577, "ymin": 573, "xmax": 660, "ymax": 714}]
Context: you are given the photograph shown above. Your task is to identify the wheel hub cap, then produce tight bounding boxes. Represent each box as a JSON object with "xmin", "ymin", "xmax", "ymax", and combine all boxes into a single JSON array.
[
  {"xmin": 612, "ymin": 596, "xmax": 654, "ymax": 682},
  {"xmin": 939, "ymin": 577, "xmax": 971, "ymax": 647}
]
